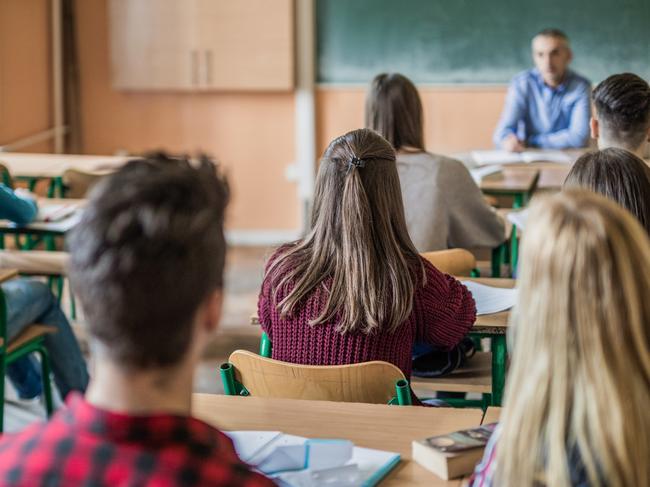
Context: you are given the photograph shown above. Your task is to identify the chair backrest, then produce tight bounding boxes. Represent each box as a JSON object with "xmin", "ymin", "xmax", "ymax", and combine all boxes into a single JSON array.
[
  {"xmin": 420, "ymin": 249, "xmax": 476, "ymax": 276},
  {"xmin": 62, "ymin": 168, "xmax": 106, "ymax": 198},
  {"xmin": 227, "ymin": 350, "xmax": 407, "ymax": 404}
]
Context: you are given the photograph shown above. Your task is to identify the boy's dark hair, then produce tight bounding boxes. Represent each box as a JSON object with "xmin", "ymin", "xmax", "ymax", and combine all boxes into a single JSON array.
[
  {"xmin": 564, "ymin": 148, "xmax": 650, "ymax": 235},
  {"xmin": 68, "ymin": 153, "xmax": 229, "ymax": 368},
  {"xmin": 593, "ymin": 73, "xmax": 650, "ymax": 151}
]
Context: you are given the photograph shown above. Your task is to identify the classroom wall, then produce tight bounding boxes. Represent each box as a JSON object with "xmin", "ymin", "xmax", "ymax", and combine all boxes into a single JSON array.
[
  {"xmin": 316, "ymin": 87, "xmax": 507, "ymax": 155},
  {"xmin": 0, "ymin": 0, "xmax": 52, "ymax": 152},
  {"xmin": 74, "ymin": 0, "xmax": 299, "ymax": 235}
]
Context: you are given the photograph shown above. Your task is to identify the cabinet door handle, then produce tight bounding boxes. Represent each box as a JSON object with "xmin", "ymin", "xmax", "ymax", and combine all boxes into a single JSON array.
[
  {"xmin": 191, "ymin": 50, "xmax": 199, "ymax": 86},
  {"xmin": 205, "ymin": 50, "xmax": 213, "ymax": 86}
]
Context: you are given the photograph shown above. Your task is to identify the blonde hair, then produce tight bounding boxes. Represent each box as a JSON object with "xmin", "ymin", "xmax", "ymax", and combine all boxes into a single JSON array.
[
  {"xmin": 265, "ymin": 128, "xmax": 424, "ymax": 334},
  {"xmin": 496, "ymin": 190, "xmax": 650, "ymax": 486}
]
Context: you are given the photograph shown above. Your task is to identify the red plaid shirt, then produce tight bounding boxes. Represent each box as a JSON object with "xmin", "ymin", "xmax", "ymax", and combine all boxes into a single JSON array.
[{"xmin": 0, "ymin": 393, "xmax": 275, "ymax": 486}]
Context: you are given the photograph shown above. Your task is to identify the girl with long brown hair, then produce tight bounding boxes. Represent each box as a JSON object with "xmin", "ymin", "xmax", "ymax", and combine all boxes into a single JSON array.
[
  {"xmin": 366, "ymin": 73, "xmax": 505, "ymax": 252},
  {"xmin": 470, "ymin": 189, "xmax": 650, "ymax": 486},
  {"xmin": 257, "ymin": 129, "xmax": 476, "ymax": 395}
]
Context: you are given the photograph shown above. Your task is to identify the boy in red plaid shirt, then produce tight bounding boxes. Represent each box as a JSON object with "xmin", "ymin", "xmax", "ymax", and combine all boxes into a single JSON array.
[{"xmin": 0, "ymin": 154, "xmax": 274, "ymax": 486}]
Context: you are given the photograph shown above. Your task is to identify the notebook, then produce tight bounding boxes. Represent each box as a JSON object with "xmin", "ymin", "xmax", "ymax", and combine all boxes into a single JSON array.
[
  {"xmin": 461, "ymin": 280, "xmax": 517, "ymax": 315},
  {"xmin": 226, "ymin": 431, "xmax": 401, "ymax": 487},
  {"xmin": 471, "ymin": 150, "xmax": 572, "ymax": 166}
]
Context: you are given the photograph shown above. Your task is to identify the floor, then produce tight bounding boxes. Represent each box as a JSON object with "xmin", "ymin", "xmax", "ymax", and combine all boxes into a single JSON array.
[{"xmin": 4, "ymin": 245, "xmax": 274, "ymax": 432}]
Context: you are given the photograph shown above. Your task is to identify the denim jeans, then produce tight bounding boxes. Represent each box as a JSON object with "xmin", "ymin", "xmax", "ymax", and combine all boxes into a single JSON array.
[{"xmin": 3, "ymin": 279, "xmax": 89, "ymax": 400}]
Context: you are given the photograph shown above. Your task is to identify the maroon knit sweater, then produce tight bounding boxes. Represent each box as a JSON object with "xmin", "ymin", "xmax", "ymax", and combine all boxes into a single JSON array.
[{"xmin": 257, "ymin": 249, "xmax": 476, "ymax": 380}]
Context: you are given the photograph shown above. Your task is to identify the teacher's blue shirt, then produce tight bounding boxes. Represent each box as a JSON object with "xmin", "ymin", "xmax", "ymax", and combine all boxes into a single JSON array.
[{"xmin": 493, "ymin": 68, "xmax": 591, "ymax": 149}]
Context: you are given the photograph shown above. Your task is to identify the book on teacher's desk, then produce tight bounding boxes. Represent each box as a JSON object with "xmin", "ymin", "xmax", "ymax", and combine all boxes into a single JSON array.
[{"xmin": 412, "ymin": 423, "xmax": 497, "ymax": 480}]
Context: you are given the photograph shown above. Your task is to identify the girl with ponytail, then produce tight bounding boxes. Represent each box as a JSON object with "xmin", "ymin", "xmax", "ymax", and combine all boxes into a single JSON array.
[{"xmin": 257, "ymin": 129, "xmax": 476, "ymax": 399}]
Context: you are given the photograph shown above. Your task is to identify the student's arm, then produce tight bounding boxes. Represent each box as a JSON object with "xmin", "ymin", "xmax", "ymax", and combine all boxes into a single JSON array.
[
  {"xmin": 0, "ymin": 184, "xmax": 38, "ymax": 225},
  {"xmin": 257, "ymin": 269, "xmax": 274, "ymax": 340},
  {"xmin": 415, "ymin": 261, "xmax": 476, "ymax": 350},
  {"xmin": 527, "ymin": 83, "xmax": 591, "ymax": 149},
  {"xmin": 444, "ymin": 161, "xmax": 506, "ymax": 250},
  {"xmin": 493, "ymin": 79, "xmax": 527, "ymax": 148}
]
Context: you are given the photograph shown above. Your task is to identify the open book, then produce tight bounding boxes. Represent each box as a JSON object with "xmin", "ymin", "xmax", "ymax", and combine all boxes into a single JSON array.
[
  {"xmin": 461, "ymin": 280, "xmax": 517, "ymax": 315},
  {"xmin": 226, "ymin": 431, "xmax": 400, "ymax": 486},
  {"xmin": 471, "ymin": 150, "xmax": 572, "ymax": 166}
]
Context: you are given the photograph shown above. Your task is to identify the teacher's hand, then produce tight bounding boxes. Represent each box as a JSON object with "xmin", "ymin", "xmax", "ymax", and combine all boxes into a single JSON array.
[{"xmin": 502, "ymin": 134, "xmax": 525, "ymax": 152}]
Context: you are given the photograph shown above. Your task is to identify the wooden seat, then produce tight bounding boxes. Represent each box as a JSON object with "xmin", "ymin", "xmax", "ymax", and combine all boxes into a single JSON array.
[
  {"xmin": 223, "ymin": 350, "xmax": 408, "ymax": 405},
  {"xmin": 62, "ymin": 168, "xmax": 106, "ymax": 198},
  {"xmin": 6, "ymin": 325, "xmax": 57, "ymax": 354},
  {"xmin": 420, "ymin": 249, "xmax": 477, "ymax": 276},
  {"xmin": 0, "ymin": 250, "xmax": 69, "ymax": 276},
  {"xmin": 410, "ymin": 352, "xmax": 492, "ymax": 394}
]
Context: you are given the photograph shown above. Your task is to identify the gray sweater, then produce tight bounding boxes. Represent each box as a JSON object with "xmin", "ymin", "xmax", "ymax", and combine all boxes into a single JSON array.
[{"xmin": 397, "ymin": 151, "xmax": 505, "ymax": 252}]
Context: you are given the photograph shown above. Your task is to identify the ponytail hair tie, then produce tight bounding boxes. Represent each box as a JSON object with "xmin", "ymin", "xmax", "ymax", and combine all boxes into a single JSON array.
[{"xmin": 347, "ymin": 156, "xmax": 366, "ymax": 174}]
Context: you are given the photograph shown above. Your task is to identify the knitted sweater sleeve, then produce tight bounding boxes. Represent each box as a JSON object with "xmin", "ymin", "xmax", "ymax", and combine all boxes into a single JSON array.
[
  {"xmin": 257, "ymin": 249, "xmax": 284, "ymax": 340},
  {"xmin": 414, "ymin": 260, "xmax": 476, "ymax": 350}
]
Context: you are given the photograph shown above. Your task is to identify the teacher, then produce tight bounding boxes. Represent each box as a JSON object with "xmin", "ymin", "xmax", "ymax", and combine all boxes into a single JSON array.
[{"xmin": 493, "ymin": 29, "xmax": 591, "ymax": 151}]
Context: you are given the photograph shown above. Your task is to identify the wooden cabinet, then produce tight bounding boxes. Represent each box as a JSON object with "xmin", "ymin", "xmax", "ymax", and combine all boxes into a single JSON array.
[{"xmin": 109, "ymin": 0, "xmax": 294, "ymax": 91}]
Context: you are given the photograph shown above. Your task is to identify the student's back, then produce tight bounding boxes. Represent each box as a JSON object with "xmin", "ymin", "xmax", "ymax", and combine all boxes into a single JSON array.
[
  {"xmin": 471, "ymin": 190, "xmax": 650, "ymax": 486},
  {"xmin": 258, "ymin": 129, "xmax": 476, "ymax": 383},
  {"xmin": 365, "ymin": 73, "xmax": 505, "ymax": 252}
]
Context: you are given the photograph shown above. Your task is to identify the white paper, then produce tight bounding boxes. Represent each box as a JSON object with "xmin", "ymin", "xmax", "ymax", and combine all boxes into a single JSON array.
[
  {"xmin": 36, "ymin": 204, "xmax": 78, "ymax": 223},
  {"xmin": 507, "ymin": 208, "xmax": 529, "ymax": 231},
  {"xmin": 471, "ymin": 149, "xmax": 572, "ymax": 166},
  {"xmin": 461, "ymin": 280, "xmax": 517, "ymax": 315},
  {"xmin": 470, "ymin": 150, "xmax": 523, "ymax": 166},
  {"xmin": 228, "ymin": 431, "xmax": 400, "ymax": 486},
  {"xmin": 225, "ymin": 431, "xmax": 281, "ymax": 462}
]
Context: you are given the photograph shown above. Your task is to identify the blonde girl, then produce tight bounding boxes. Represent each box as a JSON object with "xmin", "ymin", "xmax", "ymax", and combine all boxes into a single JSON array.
[{"xmin": 471, "ymin": 189, "xmax": 650, "ymax": 486}]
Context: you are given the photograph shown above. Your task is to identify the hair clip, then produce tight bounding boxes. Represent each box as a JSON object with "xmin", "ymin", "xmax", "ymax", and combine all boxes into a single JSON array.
[{"xmin": 347, "ymin": 156, "xmax": 366, "ymax": 173}]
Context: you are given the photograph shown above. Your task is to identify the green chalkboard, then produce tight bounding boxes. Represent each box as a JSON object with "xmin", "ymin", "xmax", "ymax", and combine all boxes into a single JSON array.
[{"xmin": 317, "ymin": 0, "xmax": 650, "ymax": 84}]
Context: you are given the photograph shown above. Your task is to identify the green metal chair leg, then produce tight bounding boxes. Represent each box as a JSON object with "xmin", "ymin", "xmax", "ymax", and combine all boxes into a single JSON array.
[
  {"xmin": 510, "ymin": 226, "xmax": 519, "ymax": 276},
  {"xmin": 395, "ymin": 379, "xmax": 412, "ymax": 406},
  {"xmin": 490, "ymin": 335, "xmax": 507, "ymax": 406},
  {"xmin": 220, "ymin": 363, "xmax": 237, "ymax": 395},
  {"xmin": 491, "ymin": 244, "xmax": 504, "ymax": 277},
  {"xmin": 36, "ymin": 347, "xmax": 54, "ymax": 417},
  {"xmin": 260, "ymin": 332, "xmax": 271, "ymax": 358}
]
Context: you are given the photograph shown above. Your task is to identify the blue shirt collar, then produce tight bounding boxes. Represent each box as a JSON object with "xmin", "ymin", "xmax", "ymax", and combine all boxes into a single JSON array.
[{"xmin": 532, "ymin": 68, "xmax": 572, "ymax": 93}]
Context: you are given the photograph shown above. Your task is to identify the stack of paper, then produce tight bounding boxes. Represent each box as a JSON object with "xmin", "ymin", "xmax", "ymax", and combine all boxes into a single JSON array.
[
  {"xmin": 471, "ymin": 150, "xmax": 572, "ymax": 166},
  {"xmin": 226, "ymin": 431, "xmax": 401, "ymax": 487},
  {"xmin": 461, "ymin": 281, "xmax": 517, "ymax": 315}
]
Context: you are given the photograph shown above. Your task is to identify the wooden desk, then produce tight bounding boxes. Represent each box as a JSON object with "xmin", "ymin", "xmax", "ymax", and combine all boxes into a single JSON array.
[
  {"xmin": 481, "ymin": 407, "xmax": 502, "ymax": 425},
  {"xmin": 0, "ymin": 199, "xmax": 85, "ymax": 241},
  {"xmin": 479, "ymin": 168, "xmax": 539, "ymax": 208},
  {"xmin": 0, "ymin": 152, "xmax": 127, "ymax": 179},
  {"xmin": 192, "ymin": 394, "xmax": 482, "ymax": 486}
]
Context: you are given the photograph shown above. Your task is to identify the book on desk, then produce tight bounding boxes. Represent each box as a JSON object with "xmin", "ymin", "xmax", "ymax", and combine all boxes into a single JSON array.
[{"xmin": 412, "ymin": 423, "xmax": 497, "ymax": 480}]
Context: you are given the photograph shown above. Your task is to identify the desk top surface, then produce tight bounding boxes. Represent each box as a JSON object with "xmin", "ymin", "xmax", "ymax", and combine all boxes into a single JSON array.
[
  {"xmin": 479, "ymin": 167, "xmax": 539, "ymax": 193},
  {"xmin": 482, "ymin": 407, "xmax": 502, "ymax": 425},
  {"xmin": 192, "ymin": 393, "xmax": 482, "ymax": 486},
  {"xmin": 0, "ymin": 152, "xmax": 128, "ymax": 178}
]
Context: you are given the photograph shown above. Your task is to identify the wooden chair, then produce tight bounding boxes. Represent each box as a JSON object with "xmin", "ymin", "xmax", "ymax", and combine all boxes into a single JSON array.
[
  {"xmin": 420, "ymin": 249, "xmax": 478, "ymax": 277},
  {"xmin": 0, "ymin": 269, "xmax": 56, "ymax": 432},
  {"xmin": 61, "ymin": 168, "xmax": 106, "ymax": 198},
  {"xmin": 220, "ymin": 350, "xmax": 412, "ymax": 405}
]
